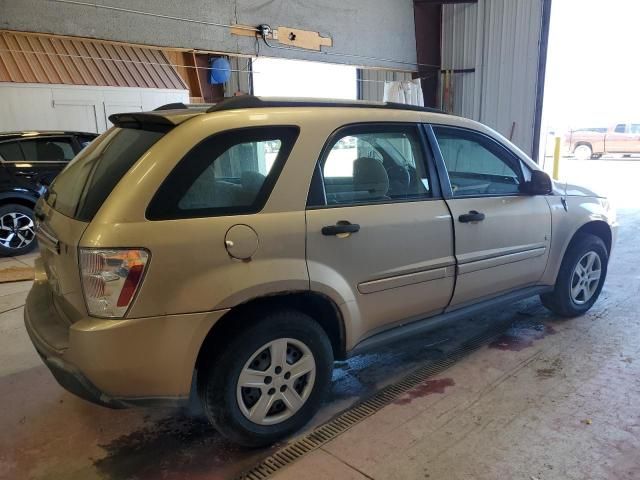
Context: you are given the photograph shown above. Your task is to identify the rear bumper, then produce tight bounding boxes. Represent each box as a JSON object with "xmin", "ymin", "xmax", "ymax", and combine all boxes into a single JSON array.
[
  {"xmin": 24, "ymin": 279, "xmax": 228, "ymax": 407},
  {"xmin": 31, "ymin": 342, "xmax": 129, "ymax": 408}
]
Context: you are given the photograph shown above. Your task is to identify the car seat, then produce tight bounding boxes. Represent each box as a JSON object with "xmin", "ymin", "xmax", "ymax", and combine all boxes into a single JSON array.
[{"xmin": 353, "ymin": 157, "xmax": 390, "ymax": 200}]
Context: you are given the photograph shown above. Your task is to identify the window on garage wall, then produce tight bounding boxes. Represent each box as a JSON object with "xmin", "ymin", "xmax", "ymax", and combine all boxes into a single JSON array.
[{"xmin": 252, "ymin": 58, "xmax": 357, "ymax": 100}]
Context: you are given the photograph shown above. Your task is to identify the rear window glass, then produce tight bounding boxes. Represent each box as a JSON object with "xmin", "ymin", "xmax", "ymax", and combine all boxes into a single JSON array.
[
  {"xmin": 46, "ymin": 128, "xmax": 165, "ymax": 221},
  {"xmin": 147, "ymin": 126, "xmax": 299, "ymax": 220}
]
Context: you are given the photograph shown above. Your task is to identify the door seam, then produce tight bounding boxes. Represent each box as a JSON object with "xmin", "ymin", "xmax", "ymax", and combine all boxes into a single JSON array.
[{"xmin": 442, "ymin": 197, "xmax": 458, "ymax": 308}]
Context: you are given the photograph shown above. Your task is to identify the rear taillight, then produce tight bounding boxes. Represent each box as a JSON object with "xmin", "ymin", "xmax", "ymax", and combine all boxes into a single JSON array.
[{"xmin": 80, "ymin": 248, "xmax": 149, "ymax": 318}]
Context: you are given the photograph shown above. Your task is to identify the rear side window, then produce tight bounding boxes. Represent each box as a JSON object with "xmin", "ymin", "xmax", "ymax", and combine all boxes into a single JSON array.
[
  {"xmin": 0, "ymin": 142, "xmax": 23, "ymax": 161},
  {"xmin": 147, "ymin": 126, "xmax": 299, "ymax": 220},
  {"xmin": 312, "ymin": 124, "xmax": 431, "ymax": 207},
  {"xmin": 20, "ymin": 138, "xmax": 75, "ymax": 161},
  {"xmin": 46, "ymin": 128, "xmax": 165, "ymax": 221},
  {"xmin": 614, "ymin": 124, "xmax": 627, "ymax": 133}
]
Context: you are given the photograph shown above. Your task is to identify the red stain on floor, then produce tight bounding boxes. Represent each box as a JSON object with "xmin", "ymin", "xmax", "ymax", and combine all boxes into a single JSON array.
[
  {"xmin": 489, "ymin": 323, "xmax": 557, "ymax": 352},
  {"xmin": 393, "ymin": 378, "xmax": 455, "ymax": 406}
]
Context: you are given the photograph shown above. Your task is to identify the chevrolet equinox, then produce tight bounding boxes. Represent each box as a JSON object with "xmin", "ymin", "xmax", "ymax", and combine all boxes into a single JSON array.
[{"xmin": 25, "ymin": 97, "xmax": 616, "ymax": 446}]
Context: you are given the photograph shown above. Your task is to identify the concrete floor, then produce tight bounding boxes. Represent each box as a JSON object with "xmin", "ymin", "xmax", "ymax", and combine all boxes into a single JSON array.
[{"xmin": 1, "ymin": 162, "xmax": 639, "ymax": 479}]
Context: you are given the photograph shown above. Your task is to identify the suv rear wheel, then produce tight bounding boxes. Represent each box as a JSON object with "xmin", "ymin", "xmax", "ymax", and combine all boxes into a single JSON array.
[
  {"xmin": 541, "ymin": 233, "xmax": 608, "ymax": 317},
  {"xmin": 0, "ymin": 204, "xmax": 37, "ymax": 256},
  {"xmin": 198, "ymin": 309, "xmax": 333, "ymax": 447}
]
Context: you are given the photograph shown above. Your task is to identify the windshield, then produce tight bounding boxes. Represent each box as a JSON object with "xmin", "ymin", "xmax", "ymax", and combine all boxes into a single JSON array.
[{"xmin": 46, "ymin": 128, "xmax": 165, "ymax": 221}]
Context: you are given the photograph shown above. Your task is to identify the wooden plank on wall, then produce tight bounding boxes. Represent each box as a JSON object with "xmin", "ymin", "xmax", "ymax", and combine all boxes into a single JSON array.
[{"xmin": 277, "ymin": 27, "xmax": 332, "ymax": 51}]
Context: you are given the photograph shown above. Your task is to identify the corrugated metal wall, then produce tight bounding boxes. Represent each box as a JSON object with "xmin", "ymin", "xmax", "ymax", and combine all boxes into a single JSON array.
[
  {"xmin": 358, "ymin": 69, "xmax": 413, "ymax": 102},
  {"xmin": 441, "ymin": 0, "xmax": 544, "ymax": 156}
]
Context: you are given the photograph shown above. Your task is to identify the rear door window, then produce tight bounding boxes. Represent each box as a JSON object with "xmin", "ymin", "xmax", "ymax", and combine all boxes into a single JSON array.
[
  {"xmin": 0, "ymin": 142, "xmax": 24, "ymax": 161},
  {"xmin": 147, "ymin": 126, "xmax": 299, "ymax": 220},
  {"xmin": 318, "ymin": 125, "xmax": 431, "ymax": 206},
  {"xmin": 19, "ymin": 138, "xmax": 76, "ymax": 162},
  {"xmin": 46, "ymin": 128, "xmax": 166, "ymax": 221}
]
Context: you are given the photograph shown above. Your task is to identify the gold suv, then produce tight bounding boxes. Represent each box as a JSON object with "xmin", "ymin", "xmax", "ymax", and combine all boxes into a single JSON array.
[{"xmin": 25, "ymin": 97, "xmax": 616, "ymax": 446}]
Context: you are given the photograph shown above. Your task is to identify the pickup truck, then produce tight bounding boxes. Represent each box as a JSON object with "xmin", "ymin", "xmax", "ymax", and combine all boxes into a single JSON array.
[{"xmin": 565, "ymin": 123, "xmax": 640, "ymax": 159}]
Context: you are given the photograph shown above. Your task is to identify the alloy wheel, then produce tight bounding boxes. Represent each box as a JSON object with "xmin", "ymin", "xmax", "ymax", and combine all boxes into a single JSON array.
[
  {"xmin": 236, "ymin": 338, "xmax": 316, "ymax": 426},
  {"xmin": 570, "ymin": 251, "xmax": 602, "ymax": 304},
  {"xmin": 0, "ymin": 212, "xmax": 35, "ymax": 250}
]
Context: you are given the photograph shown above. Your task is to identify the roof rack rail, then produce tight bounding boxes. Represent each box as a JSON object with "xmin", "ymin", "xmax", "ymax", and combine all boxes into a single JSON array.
[{"xmin": 205, "ymin": 96, "xmax": 446, "ymax": 115}]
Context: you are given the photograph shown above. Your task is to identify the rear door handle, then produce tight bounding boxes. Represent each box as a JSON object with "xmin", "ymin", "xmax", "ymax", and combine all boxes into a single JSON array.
[
  {"xmin": 322, "ymin": 221, "xmax": 360, "ymax": 236},
  {"xmin": 458, "ymin": 210, "xmax": 485, "ymax": 223}
]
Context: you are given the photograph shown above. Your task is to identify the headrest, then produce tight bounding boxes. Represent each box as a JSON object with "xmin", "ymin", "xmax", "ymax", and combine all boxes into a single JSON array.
[
  {"xmin": 37, "ymin": 142, "xmax": 65, "ymax": 161},
  {"xmin": 353, "ymin": 157, "xmax": 389, "ymax": 197},
  {"xmin": 241, "ymin": 170, "xmax": 266, "ymax": 194},
  {"xmin": 387, "ymin": 164, "xmax": 410, "ymax": 190}
]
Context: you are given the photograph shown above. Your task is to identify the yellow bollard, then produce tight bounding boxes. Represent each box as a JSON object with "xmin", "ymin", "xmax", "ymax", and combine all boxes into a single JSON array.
[{"xmin": 552, "ymin": 136, "xmax": 561, "ymax": 180}]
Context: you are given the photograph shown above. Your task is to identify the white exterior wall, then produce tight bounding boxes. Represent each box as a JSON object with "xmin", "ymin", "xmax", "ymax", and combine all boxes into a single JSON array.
[
  {"xmin": 441, "ymin": 0, "xmax": 544, "ymax": 156},
  {"xmin": 0, "ymin": 83, "xmax": 189, "ymax": 133}
]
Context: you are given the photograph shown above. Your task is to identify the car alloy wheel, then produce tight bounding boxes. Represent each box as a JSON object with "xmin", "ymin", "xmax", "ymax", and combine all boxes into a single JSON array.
[
  {"xmin": 570, "ymin": 251, "xmax": 602, "ymax": 305},
  {"xmin": 236, "ymin": 338, "xmax": 316, "ymax": 426},
  {"xmin": 0, "ymin": 211, "xmax": 35, "ymax": 250}
]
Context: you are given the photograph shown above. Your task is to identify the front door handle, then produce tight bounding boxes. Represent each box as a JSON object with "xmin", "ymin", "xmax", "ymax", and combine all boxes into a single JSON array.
[
  {"xmin": 322, "ymin": 221, "xmax": 360, "ymax": 236},
  {"xmin": 458, "ymin": 210, "xmax": 485, "ymax": 223}
]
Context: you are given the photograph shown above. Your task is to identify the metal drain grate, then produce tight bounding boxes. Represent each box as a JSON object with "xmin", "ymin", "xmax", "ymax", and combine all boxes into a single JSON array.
[{"xmin": 236, "ymin": 327, "xmax": 505, "ymax": 480}]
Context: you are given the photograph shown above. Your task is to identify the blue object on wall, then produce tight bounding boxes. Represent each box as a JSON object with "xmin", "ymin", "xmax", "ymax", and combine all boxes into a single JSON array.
[{"xmin": 209, "ymin": 57, "xmax": 231, "ymax": 84}]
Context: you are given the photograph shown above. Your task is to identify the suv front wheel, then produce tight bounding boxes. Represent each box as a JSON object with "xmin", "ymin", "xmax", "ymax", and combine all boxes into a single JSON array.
[
  {"xmin": 541, "ymin": 233, "xmax": 608, "ymax": 317},
  {"xmin": 0, "ymin": 204, "xmax": 37, "ymax": 256},
  {"xmin": 198, "ymin": 309, "xmax": 334, "ymax": 447}
]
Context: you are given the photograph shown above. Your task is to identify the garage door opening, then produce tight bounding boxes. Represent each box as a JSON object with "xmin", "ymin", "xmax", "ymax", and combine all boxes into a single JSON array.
[
  {"xmin": 252, "ymin": 57, "xmax": 357, "ymax": 100},
  {"xmin": 540, "ymin": 0, "xmax": 640, "ymax": 208}
]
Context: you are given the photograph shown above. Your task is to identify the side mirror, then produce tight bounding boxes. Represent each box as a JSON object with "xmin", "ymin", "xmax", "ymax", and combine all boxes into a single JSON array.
[{"xmin": 522, "ymin": 170, "xmax": 553, "ymax": 195}]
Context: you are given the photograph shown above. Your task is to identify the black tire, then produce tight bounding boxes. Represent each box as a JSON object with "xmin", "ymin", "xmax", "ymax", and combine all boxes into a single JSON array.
[
  {"xmin": 0, "ymin": 204, "xmax": 37, "ymax": 256},
  {"xmin": 541, "ymin": 233, "xmax": 608, "ymax": 317},
  {"xmin": 198, "ymin": 309, "xmax": 333, "ymax": 447}
]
